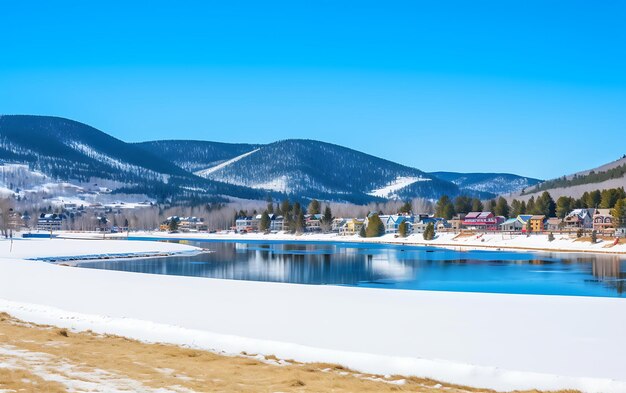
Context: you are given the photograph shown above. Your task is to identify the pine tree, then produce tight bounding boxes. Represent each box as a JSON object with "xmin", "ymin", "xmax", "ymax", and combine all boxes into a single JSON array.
[
  {"xmin": 611, "ymin": 198, "xmax": 626, "ymax": 227},
  {"xmin": 168, "ymin": 218, "xmax": 178, "ymax": 232},
  {"xmin": 280, "ymin": 199, "xmax": 291, "ymax": 217},
  {"xmin": 590, "ymin": 230, "xmax": 597, "ymax": 244},
  {"xmin": 471, "ymin": 198, "xmax": 484, "ymax": 212},
  {"xmin": 435, "ymin": 195, "xmax": 455, "ymax": 219},
  {"xmin": 423, "ymin": 222, "xmax": 435, "ymax": 240},
  {"xmin": 366, "ymin": 213, "xmax": 385, "ymax": 237},
  {"xmin": 600, "ymin": 188, "xmax": 626, "ymax": 209},
  {"xmin": 295, "ymin": 210, "xmax": 305, "ymax": 234},
  {"xmin": 587, "ymin": 190, "xmax": 601, "ymax": 208},
  {"xmin": 453, "ymin": 196, "xmax": 472, "ymax": 215},
  {"xmin": 359, "ymin": 225, "xmax": 366, "ymax": 238},
  {"xmin": 290, "ymin": 202, "xmax": 302, "ymax": 233},
  {"xmin": 398, "ymin": 221, "xmax": 408, "ymax": 237},
  {"xmin": 556, "ymin": 196, "xmax": 573, "ymax": 219},
  {"xmin": 540, "ymin": 192, "xmax": 556, "ymax": 217},
  {"xmin": 399, "ymin": 201, "xmax": 412, "ymax": 214},
  {"xmin": 307, "ymin": 199, "xmax": 321, "ymax": 215},
  {"xmin": 266, "ymin": 196, "xmax": 274, "ymax": 214},
  {"xmin": 321, "ymin": 205, "xmax": 333, "ymax": 233},
  {"xmin": 494, "ymin": 197, "xmax": 510, "ymax": 218},
  {"xmin": 486, "ymin": 199, "xmax": 497, "ymax": 213},
  {"xmin": 510, "ymin": 199, "xmax": 523, "ymax": 217},
  {"xmin": 526, "ymin": 197, "xmax": 536, "ymax": 215},
  {"xmin": 259, "ymin": 211, "xmax": 270, "ymax": 232}
]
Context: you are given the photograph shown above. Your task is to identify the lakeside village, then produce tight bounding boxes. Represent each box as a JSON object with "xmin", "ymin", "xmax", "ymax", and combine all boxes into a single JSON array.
[
  {"xmin": 2, "ymin": 187, "xmax": 626, "ymax": 242},
  {"xmin": 183, "ymin": 189, "xmax": 626, "ymax": 241}
]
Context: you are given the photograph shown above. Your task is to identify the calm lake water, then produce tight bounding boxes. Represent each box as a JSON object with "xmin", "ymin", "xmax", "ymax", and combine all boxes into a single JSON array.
[{"xmin": 74, "ymin": 239, "xmax": 626, "ymax": 297}]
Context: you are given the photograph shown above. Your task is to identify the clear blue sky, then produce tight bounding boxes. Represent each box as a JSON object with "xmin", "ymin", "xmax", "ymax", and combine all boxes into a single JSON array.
[{"xmin": 1, "ymin": 1, "xmax": 625, "ymax": 179}]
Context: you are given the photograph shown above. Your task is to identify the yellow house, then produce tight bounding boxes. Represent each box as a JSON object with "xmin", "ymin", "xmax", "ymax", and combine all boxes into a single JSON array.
[
  {"xmin": 340, "ymin": 219, "xmax": 365, "ymax": 236},
  {"xmin": 529, "ymin": 215, "xmax": 545, "ymax": 232}
]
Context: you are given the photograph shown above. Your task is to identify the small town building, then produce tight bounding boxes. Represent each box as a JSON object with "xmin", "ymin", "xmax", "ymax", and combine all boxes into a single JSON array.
[
  {"xmin": 517, "ymin": 214, "xmax": 533, "ymax": 230},
  {"xmin": 564, "ymin": 208, "xmax": 595, "ymax": 230},
  {"xmin": 616, "ymin": 227, "xmax": 626, "ymax": 238},
  {"xmin": 331, "ymin": 218, "xmax": 347, "ymax": 233},
  {"xmin": 461, "ymin": 212, "xmax": 502, "ymax": 231},
  {"xmin": 448, "ymin": 214, "xmax": 465, "ymax": 232},
  {"xmin": 529, "ymin": 215, "xmax": 546, "ymax": 232},
  {"xmin": 235, "ymin": 216, "xmax": 255, "ymax": 233},
  {"xmin": 383, "ymin": 215, "xmax": 414, "ymax": 234},
  {"xmin": 305, "ymin": 214, "xmax": 322, "ymax": 232},
  {"xmin": 340, "ymin": 219, "xmax": 365, "ymax": 236},
  {"xmin": 270, "ymin": 215, "xmax": 284, "ymax": 232},
  {"xmin": 500, "ymin": 217, "xmax": 523, "ymax": 232},
  {"xmin": 546, "ymin": 217, "xmax": 562, "ymax": 232},
  {"xmin": 413, "ymin": 217, "xmax": 447, "ymax": 233},
  {"xmin": 593, "ymin": 209, "xmax": 614, "ymax": 233},
  {"xmin": 37, "ymin": 213, "xmax": 66, "ymax": 231},
  {"xmin": 178, "ymin": 216, "xmax": 206, "ymax": 232}
]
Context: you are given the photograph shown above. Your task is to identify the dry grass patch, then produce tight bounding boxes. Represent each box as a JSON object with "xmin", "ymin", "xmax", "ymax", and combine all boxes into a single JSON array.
[
  {"xmin": 0, "ymin": 367, "xmax": 68, "ymax": 393},
  {"xmin": 0, "ymin": 312, "xmax": 582, "ymax": 393}
]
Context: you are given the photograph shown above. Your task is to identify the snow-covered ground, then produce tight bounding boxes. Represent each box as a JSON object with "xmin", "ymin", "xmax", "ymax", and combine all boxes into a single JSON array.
[
  {"xmin": 0, "ymin": 237, "xmax": 198, "ymax": 261},
  {"xmin": 1, "ymin": 237, "xmax": 626, "ymax": 392},
  {"xmin": 367, "ymin": 176, "xmax": 430, "ymax": 198},
  {"xmin": 195, "ymin": 148, "xmax": 261, "ymax": 177},
  {"xmin": 98, "ymin": 230, "xmax": 626, "ymax": 255}
]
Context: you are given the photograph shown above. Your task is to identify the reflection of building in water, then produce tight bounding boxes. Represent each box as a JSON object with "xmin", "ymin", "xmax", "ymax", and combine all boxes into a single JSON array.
[{"xmin": 592, "ymin": 256, "xmax": 625, "ymax": 294}]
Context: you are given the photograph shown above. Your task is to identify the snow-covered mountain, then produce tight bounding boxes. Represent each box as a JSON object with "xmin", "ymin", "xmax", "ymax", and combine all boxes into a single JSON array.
[
  {"xmin": 0, "ymin": 115, "xmax": 266, "ymax": 203},
  {"xmin": 430, "ymin": 172, "xmax": 541, "ymax": 196},
  {"xmin": 135, "ymin": 140, "xmax": 260, "ymax": 172},
  {"xmin": 1, "ymin": 115, "xmax": 537, "ymax": 204},
  {"xmin": 144, "ymin": 139, "xmax": 489, "ymax": 202}
]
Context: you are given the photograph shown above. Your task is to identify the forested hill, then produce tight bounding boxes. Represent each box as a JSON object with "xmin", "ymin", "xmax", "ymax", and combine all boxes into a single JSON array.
[
  {"xmin": 1, "ymin": 115, "xmax": 536, "ymax": 204},
  {"xmin": 144, "ymin": 139, "xmax": 537, "ymax": 200},
  {"xmin": 0, "ymin": 115, "xmax": 267, "ymax": 202},
  {"xmin": 515, "ymin": 155, "xmax": 626, "ymax": 201},
  {"xmin": 135, "ymin": 140, "xmax": 260, "ymax": 172},
  {"xmin": 431, "ymin": 172, "xmax": 541, "ymax": 196},
  {"xmin": 186, "ymin": 138, "xmax": 466, "ymax": 201}
]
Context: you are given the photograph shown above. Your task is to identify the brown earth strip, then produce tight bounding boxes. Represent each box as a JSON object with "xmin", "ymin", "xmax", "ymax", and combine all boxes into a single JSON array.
[{"xmin": 0, "ymin": 312, "xmax": 579, "ymax": 393}]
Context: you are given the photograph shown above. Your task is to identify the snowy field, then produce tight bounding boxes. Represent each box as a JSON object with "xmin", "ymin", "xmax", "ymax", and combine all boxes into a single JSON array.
[{"xmin": 1, "ymin": 237, "xmax": 626, "ymax": 392}]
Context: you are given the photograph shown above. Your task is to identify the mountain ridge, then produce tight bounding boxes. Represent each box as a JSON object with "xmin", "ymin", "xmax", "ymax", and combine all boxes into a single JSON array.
[
  {"xmin": 509, "ymin": 155, "xmax": 626, "ymax": 201},
  {"xmin": 1, "ymin": 115, "xmax": 538, "ymax": 203}
]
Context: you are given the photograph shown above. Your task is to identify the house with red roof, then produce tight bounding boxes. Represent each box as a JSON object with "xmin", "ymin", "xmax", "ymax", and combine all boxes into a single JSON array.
[{"xmin": 461, "ymin": 212, "xmax": 503, "ymax": 231}]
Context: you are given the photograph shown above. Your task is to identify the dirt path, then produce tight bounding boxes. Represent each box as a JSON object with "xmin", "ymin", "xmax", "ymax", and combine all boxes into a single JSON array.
[{"xmin": 0, "ymin": 312, "xmax": 576, "ymax": 393}]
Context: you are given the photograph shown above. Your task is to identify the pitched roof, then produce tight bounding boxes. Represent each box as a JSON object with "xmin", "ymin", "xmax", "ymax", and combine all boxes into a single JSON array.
[
  {"xmin": 595, "ymin": 209, "xmax": 612, "ymax": 216},
  {"xmin": 500, "ymin": 218, "xmax": 519, "ymax": 226}
]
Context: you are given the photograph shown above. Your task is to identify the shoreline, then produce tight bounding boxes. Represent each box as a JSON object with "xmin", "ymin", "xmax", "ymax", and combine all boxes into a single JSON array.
[
  {"xmin": 30, "ymin": 250, "xmax": 205, "ymax": 264},
  {"xmin": 71, "ymin": 230, "xmax": 626, "ymax": 256}
]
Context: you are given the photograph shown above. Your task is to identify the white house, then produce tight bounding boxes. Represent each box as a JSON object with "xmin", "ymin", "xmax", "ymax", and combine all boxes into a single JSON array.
[{"xmin": 564, "ymin": 208, "xmax": 595, "ymax": 229}]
